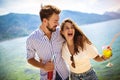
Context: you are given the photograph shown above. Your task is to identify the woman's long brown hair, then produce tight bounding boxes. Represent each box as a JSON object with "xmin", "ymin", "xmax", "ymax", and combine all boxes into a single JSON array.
[{"xmin": 60, "ymin": 19, "xmax": 92, "ymax": 54}]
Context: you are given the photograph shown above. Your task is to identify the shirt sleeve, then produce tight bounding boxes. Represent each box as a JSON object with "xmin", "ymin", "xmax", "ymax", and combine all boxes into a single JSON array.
[
  {"xmin": 26, "ymin": 37, "xmax": 36, "ymax": 60},
  {"xmin": 86, "ymin": 44, "xmax": 99, "ymax": 59},
  {"xmin": 61, "ymin": 43, "xmax": 65, "ymax": 59}
]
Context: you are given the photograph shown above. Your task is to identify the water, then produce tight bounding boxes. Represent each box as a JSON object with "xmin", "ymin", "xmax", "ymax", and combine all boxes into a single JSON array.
[
  {"xmin": 80, "ymin": 19, "xmax": 120, "ymax": 80},
  {"xmin": 0, "ymin": 19, "xmax": 120, "ymax": 80},
  {"xmin": 0, "ymin": 37, "xmax": 40, "ymax": 80}
]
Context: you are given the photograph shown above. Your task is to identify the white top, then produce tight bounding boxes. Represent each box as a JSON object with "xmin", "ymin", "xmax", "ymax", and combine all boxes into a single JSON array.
[{"xmin": 62, "ymin": 42, "xmax": 98, "ymax": 73}]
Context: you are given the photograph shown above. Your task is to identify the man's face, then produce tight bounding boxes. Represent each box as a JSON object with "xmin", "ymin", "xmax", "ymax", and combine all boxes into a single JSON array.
[{"xmin": 46, "ymin": 13, "xmax": 59, "ymax": 32}]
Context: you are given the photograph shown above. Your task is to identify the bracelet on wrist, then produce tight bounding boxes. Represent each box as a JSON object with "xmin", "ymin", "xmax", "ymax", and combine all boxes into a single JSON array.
[{"xmin": 102, "ymin": 56, "xmax": 106, "ymax": 61}]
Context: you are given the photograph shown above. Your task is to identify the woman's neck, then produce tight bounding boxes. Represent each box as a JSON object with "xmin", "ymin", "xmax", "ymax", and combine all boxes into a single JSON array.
[
  {"xmin": 67, "ymin": 40, "xmax": 75, "ymax": 55},
  {"xmin": 67, "ymin": 39, "xmax": 74, "ymax": 46}
]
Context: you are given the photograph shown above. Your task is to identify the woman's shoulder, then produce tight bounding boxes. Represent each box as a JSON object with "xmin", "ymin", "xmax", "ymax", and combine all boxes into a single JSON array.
[
  {"xmin": 62, "ymin": 42, "xmax": 67, "ymax": 47},
  {"xmin": 84, "ymin": 43, "xmax": 95, "ymax": 49}
]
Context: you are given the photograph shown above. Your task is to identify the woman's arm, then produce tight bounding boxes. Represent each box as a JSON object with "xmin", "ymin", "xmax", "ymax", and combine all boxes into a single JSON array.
[{"xmin": 94, "ymin": 55, "xmax": 108, "ymax": 62}]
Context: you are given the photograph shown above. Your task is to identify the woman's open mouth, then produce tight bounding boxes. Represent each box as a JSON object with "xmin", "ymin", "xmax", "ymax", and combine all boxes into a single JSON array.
[{"xmin": 68, "ymin": 33, "xmax": 73, "ymax": 36}]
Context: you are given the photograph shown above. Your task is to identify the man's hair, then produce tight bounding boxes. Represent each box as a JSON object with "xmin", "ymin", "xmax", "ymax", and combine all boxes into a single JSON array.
[{"xmin": 39, "ymin": 5, "xmax": 61, "ymax": 21}]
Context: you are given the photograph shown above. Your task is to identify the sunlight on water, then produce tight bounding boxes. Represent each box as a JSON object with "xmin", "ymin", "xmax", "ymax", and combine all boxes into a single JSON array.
[{"xmin": 0, "ymin": 19, "xmax": 120, "ymax": 80}]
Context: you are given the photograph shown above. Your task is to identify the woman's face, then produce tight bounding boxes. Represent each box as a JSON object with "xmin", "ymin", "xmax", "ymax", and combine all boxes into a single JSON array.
[{"xmin": 61, "ymin": 22, "xmax": 75, "ymax": 41}]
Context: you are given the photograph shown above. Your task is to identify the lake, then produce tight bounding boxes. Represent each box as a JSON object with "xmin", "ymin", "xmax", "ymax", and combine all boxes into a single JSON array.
[
  {"xmin": 0, "ymin": 19, "xmax": 120, "ymax": 80},
  {"xmin": 80, "ymin": 19, "xmax": 120, "ymax": 80}
]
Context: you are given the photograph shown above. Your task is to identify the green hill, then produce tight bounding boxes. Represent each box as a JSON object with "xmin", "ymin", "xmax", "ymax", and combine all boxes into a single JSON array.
[
  {"xmin": 0, "ymin": 13, "xmax": 40, "ymax": 41},
  {"xmin": 0, "ymin": 10, "xmax": 120, "ymax": 41}
]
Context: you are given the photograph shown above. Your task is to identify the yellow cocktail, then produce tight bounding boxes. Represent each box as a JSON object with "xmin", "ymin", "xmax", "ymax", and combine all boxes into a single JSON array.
[
  {"xmin": 103, "ymin": 46, "xmax": 112, "ymax": 58},
  {"xmin": 102, "ymin": 46, "xmax": 113, "ymax": 67}
]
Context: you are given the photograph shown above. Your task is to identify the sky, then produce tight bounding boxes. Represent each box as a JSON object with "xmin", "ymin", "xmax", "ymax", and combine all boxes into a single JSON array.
[{"xmin": 0, "ymin": 0, "xmax": 120, "ymax": 15}]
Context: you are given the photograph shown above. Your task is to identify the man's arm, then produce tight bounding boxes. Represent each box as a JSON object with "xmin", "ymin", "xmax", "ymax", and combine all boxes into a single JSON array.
[
  {"xmin": 28, "ymin": 58, "xmax": 54, "ymax": 72},
  {"xmin": 28, "ymin": 58, "xmax": 44, "ymax": 69},
  {"xmin": 26, "ymin": 37, "xmax": 54, "ymax": 72}
]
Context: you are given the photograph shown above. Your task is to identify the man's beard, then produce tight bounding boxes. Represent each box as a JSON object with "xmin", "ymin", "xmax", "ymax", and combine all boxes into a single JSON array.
[{"xmin": 46, "ymin": 23, "xmax": 57, "ymax": 32}]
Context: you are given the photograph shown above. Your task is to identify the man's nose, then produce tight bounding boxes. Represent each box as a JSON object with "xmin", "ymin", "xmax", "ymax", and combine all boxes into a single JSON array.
[{"xmin": 55, "ymin": 21, "xmax": 59, "ymax": 26}]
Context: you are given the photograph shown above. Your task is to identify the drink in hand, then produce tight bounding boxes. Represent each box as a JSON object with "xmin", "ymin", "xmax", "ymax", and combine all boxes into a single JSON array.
[
  {"xmin": 103, "ymin": 46, "xmax": 112, "ymax": 58},
  {"xmin": 48, "ymin": 71, "xmax": 53, "ymax": 80},
  {"xmin": 102, "ymin": 46, "xmax": 113, "ymax": 67}
]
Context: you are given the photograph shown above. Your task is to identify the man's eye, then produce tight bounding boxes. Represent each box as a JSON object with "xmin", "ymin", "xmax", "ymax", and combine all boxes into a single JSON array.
[{"xmin": 54, "ymin": 22, "xmax": 58, "ymax": 24}]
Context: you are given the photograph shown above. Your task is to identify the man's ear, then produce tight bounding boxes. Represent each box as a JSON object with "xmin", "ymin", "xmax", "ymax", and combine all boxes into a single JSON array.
[{"xmin": 43, "ymin": 18, "xmax": 47, "ymax": 23}]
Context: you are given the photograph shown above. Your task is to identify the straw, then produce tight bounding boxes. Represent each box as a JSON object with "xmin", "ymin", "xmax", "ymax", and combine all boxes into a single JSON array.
[{"xmin": 109, "ymin": 32, "xmax": 120, "ymax": 47}]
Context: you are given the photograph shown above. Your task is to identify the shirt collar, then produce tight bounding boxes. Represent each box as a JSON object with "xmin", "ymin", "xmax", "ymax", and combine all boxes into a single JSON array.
[
  {"xmin": 38, "ymin": 27, "xmax": 58, "ymax": 41},
  {"xmin": 38, "ymin": 27, "xmax": 46, "ymax": 36}
]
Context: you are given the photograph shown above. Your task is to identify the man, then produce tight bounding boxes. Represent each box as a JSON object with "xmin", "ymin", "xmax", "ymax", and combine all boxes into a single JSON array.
[{"xmin": 26, "ymin": 5, "xmax": 69, "ymax": 80}]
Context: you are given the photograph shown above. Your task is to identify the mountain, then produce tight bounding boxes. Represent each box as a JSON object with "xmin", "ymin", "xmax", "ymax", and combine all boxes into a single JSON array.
[
  {"xmin": 0, "ymin": 13, "xmax": 40, "ymax": 41},
  {"xmin": 103, "ymin": 8, "xmax": 120, "ymax": 19},
  {"xmin": 60, "ymin": 10, "xmax": 120, "ymax": 25},
  {"xmin": 61, "ymin": 10, "xmax": 111, "ymax": 25},
  {"xmin": 0, "ymin": 10, "xmax": 120, "ymax": 41},
  {"xmin": 104, "ymin": 12, "xmax": 120, "ymax": 19},
  {"xmin": 116, "ymin": 8, "xmax": 120, "ymax": 13}
]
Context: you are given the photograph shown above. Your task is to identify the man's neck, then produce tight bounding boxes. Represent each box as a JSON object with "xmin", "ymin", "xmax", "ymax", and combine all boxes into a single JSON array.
[{"xmin": 40, "ymin": 25, "xmax": 52, "ymax": 39}]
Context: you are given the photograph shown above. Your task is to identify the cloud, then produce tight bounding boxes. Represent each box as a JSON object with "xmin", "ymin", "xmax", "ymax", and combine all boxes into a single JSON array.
[
  {"xmin": 0, "ymin": 0, "xmax": 120, "ymax": 15},
  {"xmin": 0, "ymin": 0, "xmax": 41, "ymax": 15}
]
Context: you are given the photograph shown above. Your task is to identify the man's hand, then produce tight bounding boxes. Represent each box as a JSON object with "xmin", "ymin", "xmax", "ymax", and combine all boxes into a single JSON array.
[{"xmin": 42, "ymin": 61, "xmax": 54, "ymax": 72}]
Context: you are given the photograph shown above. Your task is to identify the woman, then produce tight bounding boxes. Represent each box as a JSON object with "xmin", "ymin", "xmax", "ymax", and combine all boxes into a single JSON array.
[{"xmin": 60, "ymin": 19, "xmax": 111, "ymax": 80}]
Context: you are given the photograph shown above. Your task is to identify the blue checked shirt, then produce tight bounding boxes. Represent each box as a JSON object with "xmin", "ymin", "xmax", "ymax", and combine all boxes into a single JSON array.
[{"xmin": 26, "ymin": 28, "xmax": 69, "ymax": 80}]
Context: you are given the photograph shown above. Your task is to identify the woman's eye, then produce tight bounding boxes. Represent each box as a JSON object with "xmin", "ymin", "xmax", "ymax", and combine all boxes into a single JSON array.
[
  {"xmin": 71, "ymin": 26, "xmax": 74, "ymax": 29},
  {"xmin": 64, "ymin": 26, "xmax": 69, "ymax": 30},
  {"xmin": 66, "ymin": 27, "xmax": 69, "ymax": 30}
]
